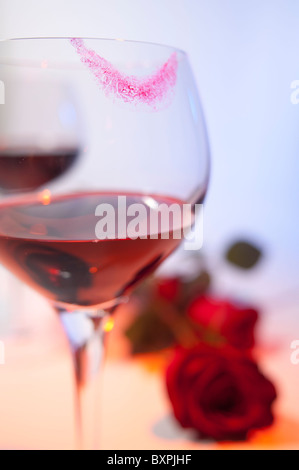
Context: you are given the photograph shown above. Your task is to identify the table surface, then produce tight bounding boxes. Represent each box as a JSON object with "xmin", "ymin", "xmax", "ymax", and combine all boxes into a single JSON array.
[{"xmin": 0, "ymin": 273, "xmax": 298, "ymax": 450}]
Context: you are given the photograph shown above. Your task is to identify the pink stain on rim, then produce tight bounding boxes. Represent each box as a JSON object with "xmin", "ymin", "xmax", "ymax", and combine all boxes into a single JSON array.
[{"xmin": 70, "ymin": 38, "xmax": 178, "ymax": 109}]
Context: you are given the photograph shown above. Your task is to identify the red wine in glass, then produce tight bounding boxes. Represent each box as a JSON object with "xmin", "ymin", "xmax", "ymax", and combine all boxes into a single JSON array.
[
  {"xmin": 0, "ymin": 147, "xmax": 79, "ymax": 193},
  {"xmin": 0, "ymin": 192, "xmax": 191, "ymax": 309},
  {"xmin": 0, "ymin": 37, "xmax": 210, "ymax": 449}
]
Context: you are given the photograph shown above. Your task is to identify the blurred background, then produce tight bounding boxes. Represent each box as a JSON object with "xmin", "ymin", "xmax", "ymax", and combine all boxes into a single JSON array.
[{"xmin": 0, "ymin": 0, "xmax": 298, "ymax": 450}]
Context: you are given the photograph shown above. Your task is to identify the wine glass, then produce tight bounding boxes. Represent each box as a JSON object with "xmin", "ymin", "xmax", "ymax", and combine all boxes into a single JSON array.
[
  {"xmin": 0, "ymin": 38, "xmax": 210, "ymax": 450},
  {"xmin": 0, "ymin": 43, "xmax": 82, "ymax": 345},
  {"xmin": 0, "ymin": 61, "xmax": 81, "ymax": 193}
]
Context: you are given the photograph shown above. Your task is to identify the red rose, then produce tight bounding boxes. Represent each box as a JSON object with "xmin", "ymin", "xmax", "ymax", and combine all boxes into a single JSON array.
[
  {"xmin": 187, "ymin": 296, "xmax": 258, "ymax": 349},
  {"xmin": 166, "ymin": 343, "xmax": 276, "ymax": 441},
  {"xmin": 156, "ymin": 277, "xmax": 181, "ymax": 302}
]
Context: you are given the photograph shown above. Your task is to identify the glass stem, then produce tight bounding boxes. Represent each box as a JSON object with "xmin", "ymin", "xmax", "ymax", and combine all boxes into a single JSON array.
[{"xmin": 57, "ymin": 308, "xmax": 107, "ymax": 450}]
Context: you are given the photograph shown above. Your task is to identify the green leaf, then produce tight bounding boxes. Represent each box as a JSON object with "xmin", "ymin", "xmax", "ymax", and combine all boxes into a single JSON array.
[
  {"xmin": 225, "ymin": 240, "xmax": 262, "ymax": 269},
  {"xmin": 179, "ymin": 270, "xmax": 211, "ymax": 310},
  {"xmin": 125, "ymin": 310, "xmax": 175, "ymax": 355}
]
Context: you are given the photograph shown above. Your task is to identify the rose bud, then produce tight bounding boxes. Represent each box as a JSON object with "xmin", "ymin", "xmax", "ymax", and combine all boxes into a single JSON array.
[
  {"xmin": 156, "ymin": 277, "xmax": 181, "ymax": 302},
  {"xmin": 187, "ymin": 296, "xmax": 258, "ymax": 350}
]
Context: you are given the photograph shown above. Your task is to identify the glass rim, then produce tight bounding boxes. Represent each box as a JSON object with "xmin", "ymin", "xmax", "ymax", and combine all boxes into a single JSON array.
[{"xmin": 0, "ymin": 36, "xmax": 187, "ymax": 57}]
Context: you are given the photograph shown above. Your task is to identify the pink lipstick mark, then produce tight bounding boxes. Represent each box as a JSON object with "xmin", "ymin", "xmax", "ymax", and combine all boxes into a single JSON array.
[{"xmin": 70, "ymin": 38, "xmax": 178, "ymax": 110}]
